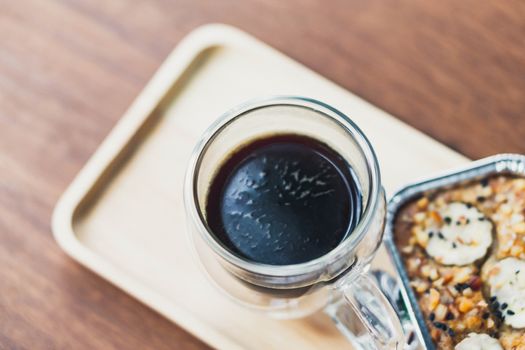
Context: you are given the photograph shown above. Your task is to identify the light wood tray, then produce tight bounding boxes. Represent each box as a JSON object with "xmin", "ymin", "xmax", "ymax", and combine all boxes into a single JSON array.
[{"xmin": 52, "ymin": 24, "xmax": 469, "ymax": 350}]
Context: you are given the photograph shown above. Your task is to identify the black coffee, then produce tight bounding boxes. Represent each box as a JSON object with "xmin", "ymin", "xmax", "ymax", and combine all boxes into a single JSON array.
[{"xmin": 205, "ymin": 134, "xmax": 361, "ymax": 265}]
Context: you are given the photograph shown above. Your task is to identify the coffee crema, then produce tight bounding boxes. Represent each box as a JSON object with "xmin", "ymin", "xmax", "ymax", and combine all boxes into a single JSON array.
[{"xmin": 205, "ymin": 134, "xmax": 361, "ymax": 265}]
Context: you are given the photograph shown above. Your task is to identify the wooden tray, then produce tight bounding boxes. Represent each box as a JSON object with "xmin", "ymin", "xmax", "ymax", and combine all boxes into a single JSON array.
[{"xmin": 52, "ymin": 24, "xmax": 468, "ymax": 349}]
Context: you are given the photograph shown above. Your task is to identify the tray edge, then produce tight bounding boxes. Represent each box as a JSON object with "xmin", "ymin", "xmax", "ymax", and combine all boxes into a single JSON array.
[{"xmin": 52, "ymin": 23, "xmax": 252, "ymax": 350}]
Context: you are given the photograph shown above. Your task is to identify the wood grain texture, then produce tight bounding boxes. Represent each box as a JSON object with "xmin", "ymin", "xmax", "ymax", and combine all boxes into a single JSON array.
[{"xmin": 0, "ymin": 0, "xmax": 524, "ymax": 349}]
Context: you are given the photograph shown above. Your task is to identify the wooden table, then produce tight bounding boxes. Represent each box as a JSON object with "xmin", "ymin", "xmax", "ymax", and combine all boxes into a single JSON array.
[{"xmin": 1, "ymin": 1, "xmax": 524, "ymax": 348}]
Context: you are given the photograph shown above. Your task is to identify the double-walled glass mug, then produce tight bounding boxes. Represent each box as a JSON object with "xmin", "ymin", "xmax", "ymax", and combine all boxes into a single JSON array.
[{"xmin": 184, "ymin": 97, "xmax": 404, "ymax": 349}]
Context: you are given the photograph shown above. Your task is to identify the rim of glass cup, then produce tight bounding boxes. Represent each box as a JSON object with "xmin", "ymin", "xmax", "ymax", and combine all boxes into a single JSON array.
[{"xmin": 184, "ymin": 96, "xmax": 382, "ymax": 278}]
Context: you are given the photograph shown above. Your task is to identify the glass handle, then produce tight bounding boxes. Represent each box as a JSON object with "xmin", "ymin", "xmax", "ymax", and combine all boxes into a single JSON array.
[{"xmin": 327, "ymin": 272, "xmax": 405, "ymax": 350}]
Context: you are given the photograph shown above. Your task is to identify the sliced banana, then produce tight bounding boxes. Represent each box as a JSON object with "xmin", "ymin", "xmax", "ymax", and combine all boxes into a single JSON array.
[
  {"xmin": 455, "ymin": 333, "xmax": 503, "ymax": 350},
  {"xmin": 425, "ymin": 202, "xmax": 493, "ymax": 265},
  {"xmin": 485, "ymin": 257, "xmax": 525, "ymax": 328}
]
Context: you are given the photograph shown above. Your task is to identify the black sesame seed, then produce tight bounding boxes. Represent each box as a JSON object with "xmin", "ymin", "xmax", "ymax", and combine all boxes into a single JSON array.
[
  {"xmin": 455, "ymin": 283, "xmax": 470, "ymax": 292},
  {"xmin": 492, "ymin": 301, "xmax": 500, "ymax": 309},
  {"xmin": 456, "ymin": 220, "xmax": 461, "ymax": 226},
  {"xmin": 482, "ymin": 312, "xmax": 490, "ymax": 319},
  {"xmin": 429, "ymin": 312, "xmax": 435, "ymax": 321},
  {"xmin": 447, "ymin": 328, "xmax": 455, "ymax": 337},
  {"xmin": 478, "ymin": 217, "xmax": 486, "ymax": 221},
  {"xmin": 444, "ymin": 217, "xmax": 452, "ymax": 225},
  {"xmin": 494, "ymin": 310, "xmax": 503, "ymax": 319},
  {"xmin": 452, "ymin": 242, "xmax": 457, "ymax": 249},
  {"xmin": 466, "ymin": 218, "xmax": 470, "ymax": 224},
  {"xmin": 446, "ymin": 312, "xmax": 455, "ymax": 320},
  {"xmin": 481, "ymin": 178, "xmax": 489, "ymax": 187},
  {"xmin": 407, "ymin": 332, "xmax": 415, "ymax": 344},
  {"xmin": 438, "ymin": 232, "xmax": 445, "ymax": 239},
  {"xmin": 466, "ymin": 203, "xmax": 473, "ymax": 208},
  {"xmin": 507, "ymin": 310, "xmax": 515, "ymax": 315},
  {"xmin": 433, "ymin": 322, "xmax": 448, "ymax": 330},
  {"xmin": 490, "ymin": 296, "xmax": 497, "ymax": 303},
  {"xmin": 477, "ymin": 196, "xmax": 486, "ymax": 203},
  {"xmin": 501, "ymin": 303, "xmax": 508, "ymax": 310},
  {"xmin": 516, "ymin": 270, "xmax": 521, "ymax": 275},
  {"xmin": 429, "ymin": 231, "xmax": 434, "ymax": 238}
]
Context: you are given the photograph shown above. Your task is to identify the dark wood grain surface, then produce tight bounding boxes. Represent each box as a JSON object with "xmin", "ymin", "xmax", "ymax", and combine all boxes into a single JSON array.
[{"xmin": 1, "ymin": 0, "xmax": 524, "ymax": 348}]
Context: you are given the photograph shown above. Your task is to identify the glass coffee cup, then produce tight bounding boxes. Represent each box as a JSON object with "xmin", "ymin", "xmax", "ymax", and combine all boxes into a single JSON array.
[{"xmin": 184, "ymin": 97, "xmax": 404, "ymax": 349}]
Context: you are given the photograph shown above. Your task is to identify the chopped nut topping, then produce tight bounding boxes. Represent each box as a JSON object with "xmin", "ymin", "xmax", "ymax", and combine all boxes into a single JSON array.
[{"xmin": 394, "ymin": 176, "xmax": 525, "ymax": 349}]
